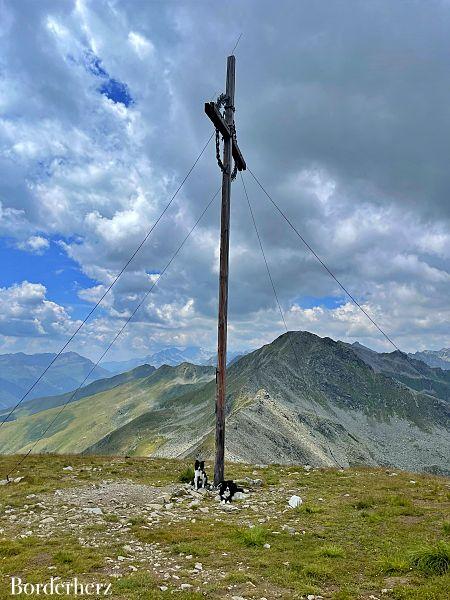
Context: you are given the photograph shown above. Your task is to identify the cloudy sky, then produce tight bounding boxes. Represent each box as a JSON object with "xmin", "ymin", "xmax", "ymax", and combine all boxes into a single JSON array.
[{"xmin": 0, "ymin": 0, "xmax": 449, "ymax": 361}]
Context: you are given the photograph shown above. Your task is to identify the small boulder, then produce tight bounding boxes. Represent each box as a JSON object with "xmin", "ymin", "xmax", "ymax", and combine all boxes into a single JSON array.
[
  {"xmin": 83, "ymin": 507, "xmax": 103, "ymax": 515},
  {"xmin": 62, "ymin": 466, "xmax": 73, "ymax": 471},
  {"xmin": 41, "ymin": 517, "xmax": 55, "ymax": 524},
  {"xmin": 288, "ymin": 495, "xmax": 302, "ymax": 509}
]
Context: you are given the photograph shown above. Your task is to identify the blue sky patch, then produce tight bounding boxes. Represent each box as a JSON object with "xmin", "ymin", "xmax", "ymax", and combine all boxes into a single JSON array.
[
  {"xmin": 83, "ymin": 50, "xmax": 133, "ymax": 107},
  {"xmin": 294, "ymin": 295, "xmax": 346, "ymax": 310},
  {"xmin": 99, "ymin": 78, "xmax": 133, "ymax": 107},
  {"xmin": 0, "ymin": 238, "xmax": 101, "ymax": 320}
]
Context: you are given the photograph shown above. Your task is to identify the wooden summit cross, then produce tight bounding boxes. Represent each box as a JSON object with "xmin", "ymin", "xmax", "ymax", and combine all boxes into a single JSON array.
[{"xmin": 205, "ymin": 55, "xmax": 246, "ymax": 486}]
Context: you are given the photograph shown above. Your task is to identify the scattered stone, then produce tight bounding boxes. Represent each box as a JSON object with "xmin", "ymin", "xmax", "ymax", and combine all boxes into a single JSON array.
[
  {"xmin": 83, "ymin": 507, "xmax": 103, "ymax": 515},
  {"xmin": 117, "ymin": 556, "xmax": 126, "ymax": 561},
  {"xmin": 13, "ymin": 476, "xmax": 24, "ymax": 484},
  {"xmin": 263, "ymin": 543, "xmax": 271, "ymax": 549},
  {"xmin": 199, "ymin": 507, "xmax": 209, "ymax": 513},
  {"xmin": 180, "ymin": 583, "xmax": 192, "ymax": 590},
  {"xmin": 409, "ymin": 480, "xmax": 416, "ymax": 484},
  {"xmin": 282, "ymin": 525, "xmax": 296, "ymax": 535},
  {"xmin": 288, "ymin": 495, "xmax": 302, "ymax": 508},
  {"xmin": 40, "ymin": 517, "xmax": 55, "ymax": 524},
  {"xmin": 195, "ymin": 562, "xmax": 203, "ymax": 571},
  {"xmin": 63, "ymin": 466, "xmax": 73, "ymax": 471},
  {"xmin": 159, "ymin": 586, "xmax": 168, "ymax": 591}
]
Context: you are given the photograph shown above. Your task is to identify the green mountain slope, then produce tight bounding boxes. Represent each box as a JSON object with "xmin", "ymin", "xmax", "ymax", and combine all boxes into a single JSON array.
[
  {"xmin": 349, "ymin": 342, "xmax": 450, "ymax": 402},
  {"xmin": 0, "ymin": 363, "xmax": 214, "ymax": 455},
  {"xmin": 0, "ymin": 364, "xmax": 156, "ymax": 421},
  {"xmin": 1, "ymin": 332, "xmax": 449, "ymax": 474},
  {"xmin": 88, "ymin": 332, "xmax": 450, "ymax": 474}
]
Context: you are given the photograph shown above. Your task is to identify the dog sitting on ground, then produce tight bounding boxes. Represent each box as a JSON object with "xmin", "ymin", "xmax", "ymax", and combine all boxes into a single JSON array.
[
  {"xmin": 218, "ymin": 480, "xmax": 244, "ymax": 503},
  {"xmin": 192, "ymin": 460, "xmax": 208, "ymax": 490}
]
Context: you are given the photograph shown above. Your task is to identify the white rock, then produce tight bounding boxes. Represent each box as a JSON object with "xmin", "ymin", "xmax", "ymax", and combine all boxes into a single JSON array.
[
  {"xmin": 83, "ymin": 507, "xmax": 103, "ymax": 515},
  {"xmin": 0, "ymin": 480, "xmax": 9, "ymax": 486},
  {"xmin": 288, "ymin": 495, "xmax": 302, "ymax": 508},
  {"xmin": 129, "ymin": 565, "xmax": 137, "ymax": 572},
  {"xmin": 194, "ymin": 562, "xmax": 203, "ymax": 571},
  {"xmin": 159, "ymin": 585, "xmax": 168, "ymax": 591},
  {"xmin": 199, "ymin": 507, "xmax": 209, "ymax": 513},
  {"xmin": 307, "ymin": 595, "xmax": 315, "ymax": 600},
  {"xmin": 234, "ymin": 492, "xmax": 248, "ymax": 500},
  {"xmin": 180, "ymin": 583, "xmax": 191, "ymax": 589},
  {"xmin": 63, "ymin": 466, "xmax": 73, "ymax": 471},
  {"xmin": 13, "ymin": 476, "xmax": 24, "ymax": 483},
  {"xmin": 409, "ymin": 480, "xmax": 416, "ymax": 484},
  {"xmin": 263, "ymin": 543, "xmax": 271, "ymax": 549}
]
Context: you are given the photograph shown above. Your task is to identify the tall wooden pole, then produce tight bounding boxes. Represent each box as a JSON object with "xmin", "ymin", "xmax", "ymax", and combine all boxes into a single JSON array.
[{"xmin": 214, "ymin": 56, "xmax": 235, "ymax": 486}]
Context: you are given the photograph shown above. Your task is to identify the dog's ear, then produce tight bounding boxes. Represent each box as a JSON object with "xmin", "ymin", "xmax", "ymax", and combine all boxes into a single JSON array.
[
  {"xmin": 200, "ymin": 461, "xmax": 205, "ymax": 469},
  {"xmin": 194, "ymin": 460, "xmax": 199, "ymax": 469}
]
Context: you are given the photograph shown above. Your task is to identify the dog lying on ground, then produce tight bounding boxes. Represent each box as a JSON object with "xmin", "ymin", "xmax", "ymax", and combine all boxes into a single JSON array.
[
  {"xmin": 218, "ymin": 480, "xmax": 244, "ymax": 503},
  {"xmin": 192, "ymin": 460, "xmax": 208, "ymax": 490}
]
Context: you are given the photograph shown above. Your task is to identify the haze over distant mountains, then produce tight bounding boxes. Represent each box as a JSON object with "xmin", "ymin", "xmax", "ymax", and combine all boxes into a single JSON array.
[
  {"xmin": 408, "ymin": 348, "xmax": 450, "ymax": 370},
  {"xmin": 102, "ymin": 346, "xmax": 245, "ymax": 373},
  {"xmin": 1, "ymin": 331, "xmax": 448, "ymax": 474},
  {"xmin": 0, "ymin": 352, "xmax": 109, "ymax": 410}
]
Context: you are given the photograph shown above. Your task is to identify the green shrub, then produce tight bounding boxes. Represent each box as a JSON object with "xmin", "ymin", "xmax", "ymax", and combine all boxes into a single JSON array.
[
  {"xmin": 380, "ymin": 554, "xmax": 409, "ymax": 574},
  {"xmin": 354, "ymin": 497, "xmax": 375, "ymax": 510},
  {"xmin": 409, "ymin": 541, "xmax": 450, "ymax": 576},
  {"xmin": 235, "ymin": 526, "xmax": 268, "ymax": 547},
  {"xmin": 0, "ymin": 541, "xmax": 22, "ymax": 557},
  {"xmin": 298, "ymin": 504, "xmax": 324, "ymax": 514},
  {"xmin": 442, "ymin": 521, "xmax": 450, "ymax": 534},
  {"xmin": 302, "ymin": 562, "xmax": 332, "ymax": 581},
  {"xmin": 388, "ymin": 495, "xmax": 411, "ymax": 507},
  {"xmin": 178, "ymin": 467, "xmax": 194, "ymax": 483},
  {"xmin": 54, "ymin": 550, "xmax": 75, "ymax": 564},
  {"xmin": 129, "ymin": 515, "xmax": 146, "ymax": 526},
  {"xmin": 318, "ymin": 544, "xmax": 345, "ymax": 558},
  {"xmin": 104, "ymin": 513, "xmax": 119, "ymax": 523}
]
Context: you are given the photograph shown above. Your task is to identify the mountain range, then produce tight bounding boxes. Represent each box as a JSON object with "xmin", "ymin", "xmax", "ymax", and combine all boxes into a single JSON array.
[
  {"xmin": 0, "ymin": 352, "xmax": 109, "ymax": 410},
  {"xmin": 408, "ymin": 348, "xmax": 450, "ymax": 370},
  {"xmin": 0, "ymin": 331, "xmax": 448, "ymax": 474},
  {"xmin": 101, "ymin": 346, "xmax": 245, "ymax": 373}
]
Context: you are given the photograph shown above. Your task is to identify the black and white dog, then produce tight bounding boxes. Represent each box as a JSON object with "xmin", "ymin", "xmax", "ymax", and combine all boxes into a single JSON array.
[
  {"xmin": 218, "ymin": 480, "xmax": 244, "ymax": 503},
  {"xmin": 192, "ymin": 460, "xmax": 208, "ymax": 490}
]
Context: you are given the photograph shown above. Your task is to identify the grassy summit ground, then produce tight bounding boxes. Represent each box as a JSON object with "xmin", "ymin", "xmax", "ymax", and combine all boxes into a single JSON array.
[{"xmin": 0, "ymin": 455, "xmax": 448, "ymax": 599}]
